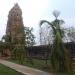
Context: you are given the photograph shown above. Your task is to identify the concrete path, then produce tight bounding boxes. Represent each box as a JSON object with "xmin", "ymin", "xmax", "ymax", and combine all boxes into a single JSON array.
[{"xmin": 0, "ymin": 59, "xmax": 51, "ymax": 75}]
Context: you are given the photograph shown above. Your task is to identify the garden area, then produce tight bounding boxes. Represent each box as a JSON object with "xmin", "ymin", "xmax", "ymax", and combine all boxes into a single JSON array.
[
  {"xmin": 7, "ymin": 57, "xmax": 75, "ymax": 75},
  {"xmin": 0, "ymin": 2, "xmax": 75, "ymax": 75},
  {"xmin": 0, "ymin": 11, "xmax": 75, "ymax": 75}
]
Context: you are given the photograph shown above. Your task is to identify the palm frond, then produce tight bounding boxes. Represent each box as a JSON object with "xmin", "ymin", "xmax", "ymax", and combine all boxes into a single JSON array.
[{"xmin": 40, "ymin": 20, "xmax": 56, "ymax": 35}]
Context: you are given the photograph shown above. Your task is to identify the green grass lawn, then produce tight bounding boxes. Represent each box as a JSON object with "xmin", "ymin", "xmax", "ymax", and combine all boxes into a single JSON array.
[
  {"xmin": 0, "ymin": 64, "xmax": 23, "ymax": 75},
  {"xmin": 8, "ymin": 58, "xmax": 51, "ymax": 72},
  {"xmin": 8, "ymin": 58, "xmax": 70, "ymax": 75},
  {"xmin": 9, "ymin": 58, "xmax": 75, "ymax": 75}
]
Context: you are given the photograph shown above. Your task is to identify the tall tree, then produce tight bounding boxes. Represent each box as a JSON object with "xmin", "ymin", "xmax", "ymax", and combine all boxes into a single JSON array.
[
  {"xmin": 40, "ymin": 11, "xmax": 72, "ymax": 74},
  {"xmin": 24, "ymin": 27, "xmax": 35, "ymax": 46},
  {"xmin": 67, "ymin": 27, "xmax": 75, "ymax": 42}
]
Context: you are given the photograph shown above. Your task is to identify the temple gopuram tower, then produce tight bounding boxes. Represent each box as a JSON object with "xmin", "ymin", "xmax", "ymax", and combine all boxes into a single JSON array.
[{"xmin": 6, "ymin": 3, "xmax": 25, "ymax": 44}]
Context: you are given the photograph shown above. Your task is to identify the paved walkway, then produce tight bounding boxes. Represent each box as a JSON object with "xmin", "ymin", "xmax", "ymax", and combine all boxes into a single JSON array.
[{"xmin": 0, "ymin": 59, "xmax": 51, "ymax": 75}]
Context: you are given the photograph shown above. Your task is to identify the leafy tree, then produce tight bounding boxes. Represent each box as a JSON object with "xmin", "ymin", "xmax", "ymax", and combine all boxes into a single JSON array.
[
  {"xmin": 67, "ymin": 27, "xmax": 75, "ymax": 42},
  {"xmin": 12, "ymin": 24, "xmax": 25, "ymax": 62},
  {"xmin": 24, "ymin": 27, "xmax": 35, "ymax": 46},
  {"xmin": 12, "ymin": 44, "xmax": 25, "ymax": 64},
  {"xmin": 0, "ymin": 41, "xmax": 4, "ymax": 54},
  {"xmin": 40, "ymin": 11, "xmax": 72, "ymax": 74},
  {"xmin": 2, "ymin": 35, "xmax": 11, "ymax": 43},
  {"xmin": 2, "ymin": 35, "xmax": 13, "ymax": 56}
]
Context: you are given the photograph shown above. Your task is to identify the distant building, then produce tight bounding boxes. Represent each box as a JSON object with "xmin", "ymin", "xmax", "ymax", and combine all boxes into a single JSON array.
[{"xmin": 6, "ymin": 3, "xmax": 25, "ymax": 44}]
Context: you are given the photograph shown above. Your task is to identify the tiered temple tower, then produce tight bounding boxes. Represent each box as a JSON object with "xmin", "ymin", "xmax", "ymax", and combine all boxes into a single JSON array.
[{"xmin": 6, "ymin": 3, "xmax": 24, "ymax": 43}]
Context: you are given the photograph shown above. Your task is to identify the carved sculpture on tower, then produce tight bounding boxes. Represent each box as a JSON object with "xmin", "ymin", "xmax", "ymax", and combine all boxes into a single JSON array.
[{"xmin": 6, "ymin": 3, "xmax": 25, "ymax": 44}]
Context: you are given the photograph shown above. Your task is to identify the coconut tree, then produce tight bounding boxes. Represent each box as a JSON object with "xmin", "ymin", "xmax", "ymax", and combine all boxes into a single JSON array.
[{"xmin": 40, "ymin": 11, "xmax": 72, "ymax": 74}]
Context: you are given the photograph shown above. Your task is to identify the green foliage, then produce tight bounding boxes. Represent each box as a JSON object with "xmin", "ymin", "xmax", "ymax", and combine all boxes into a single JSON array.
[
  {"xmin": 2, "ymin": 35, "xmax": 11, "ymax": 43},
  {"xmin": 51, "ymin": 32, "xmax": 72, "ymax": 73},
  {"xmin": 67, "ymin": 27, "xmax": 75, "ymax": 42},
  {"xmin": 12, "ymin": 44, "xmax": 25, "ymax": 64},
  {"xmin": 0, "ymin": 41, "xmax": 4, "ymax": 53},
  {"xmin": 24, "ymin": 27, "xmax": 35, "ymax": 46},
  {"xmin": 9, "ymin": 58, "xmax": 51, "ymax": 72},
  {"xmin": 40, "ymin": 11, "xmax": 72, "ymax": 74}
]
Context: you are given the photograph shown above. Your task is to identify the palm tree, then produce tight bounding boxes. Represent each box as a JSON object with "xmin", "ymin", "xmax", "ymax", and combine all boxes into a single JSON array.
[{"xmin": 40, "ymin": 11, "xmax": 72, "ymax": 74}]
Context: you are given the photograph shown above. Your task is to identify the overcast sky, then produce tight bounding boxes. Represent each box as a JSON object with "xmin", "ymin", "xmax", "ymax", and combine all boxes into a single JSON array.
[{"xmin": 0, "ymin": 0, "xmax": 75, "ymax": 44}]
